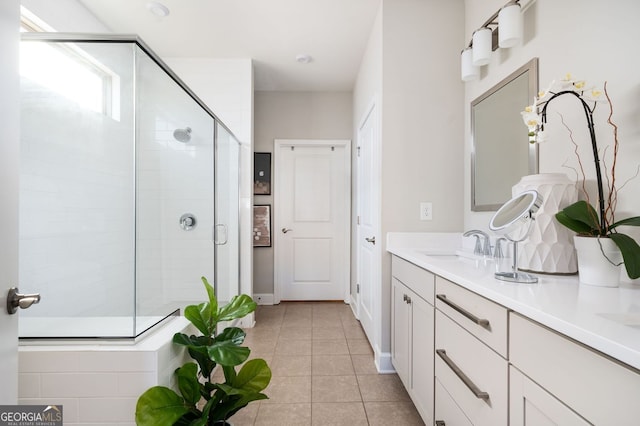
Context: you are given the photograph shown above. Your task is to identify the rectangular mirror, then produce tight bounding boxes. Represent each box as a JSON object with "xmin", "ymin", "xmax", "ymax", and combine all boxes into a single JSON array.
[{"xmin": 471, "ymin": 58, "xmax": 539, "ymax": 211}]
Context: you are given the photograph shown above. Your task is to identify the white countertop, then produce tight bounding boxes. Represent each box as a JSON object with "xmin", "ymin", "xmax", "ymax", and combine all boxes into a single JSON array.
[{"xmin": 387, "ymin": 232, "xmax": 640, "ymax": 371}]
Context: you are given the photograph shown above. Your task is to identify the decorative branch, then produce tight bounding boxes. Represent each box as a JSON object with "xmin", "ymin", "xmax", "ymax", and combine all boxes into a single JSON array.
[{"xmin": 539, "ymin": 90, "xmax": 607, "ymax": 233}]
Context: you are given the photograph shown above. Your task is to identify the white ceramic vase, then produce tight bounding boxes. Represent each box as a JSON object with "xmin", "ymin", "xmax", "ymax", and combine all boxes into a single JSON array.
[
  {"xmin": 511, "ymin": 173, "xmax": 578, "ymax": 274},
  {"xmin": 574, "ymin": 236, "xmax": 622, "ymax": 287}
]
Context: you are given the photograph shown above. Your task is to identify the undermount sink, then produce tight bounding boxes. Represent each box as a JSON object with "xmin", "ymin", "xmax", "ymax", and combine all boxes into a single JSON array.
[{"xmin": 416, "ymin": 249, "xmax": 492, "ymax": 261}]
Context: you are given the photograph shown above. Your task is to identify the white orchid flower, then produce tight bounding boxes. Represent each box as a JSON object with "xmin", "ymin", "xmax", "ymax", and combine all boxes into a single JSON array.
[
  {"xmin": 535, "ymin": 129, "xmax": 548, "ymax": 143},
  {"xmin": 582, "ymin": 86, "xmax": 608, "ymax": 103},
  {"xmin": 521, "ymin": 109, "xmax": 541, "ymax": 130}
]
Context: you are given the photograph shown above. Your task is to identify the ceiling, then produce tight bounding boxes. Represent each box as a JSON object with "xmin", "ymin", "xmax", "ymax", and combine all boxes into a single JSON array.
[{"xmin": 78, "ymin": 0, "xmax": 381, "ymax": 92}]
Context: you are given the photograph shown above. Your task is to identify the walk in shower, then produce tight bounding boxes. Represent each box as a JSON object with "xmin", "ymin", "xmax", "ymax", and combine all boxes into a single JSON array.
[{"xmin": 18, "ymin": 34, "xmax": 240, "ymax": 339}]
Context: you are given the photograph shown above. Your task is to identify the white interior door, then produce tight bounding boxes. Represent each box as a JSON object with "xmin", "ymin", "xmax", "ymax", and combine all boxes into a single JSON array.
[
  {"xmin": 274, "ymin": 140, "xmax": 350, "ymax": 302},
  {"xmin": 356, "ymin": 101, "xmax": 380, "ymax": 347},
  {"xmin": 0, "ymin": 0, "xmax": 20, "ymax": 404}
]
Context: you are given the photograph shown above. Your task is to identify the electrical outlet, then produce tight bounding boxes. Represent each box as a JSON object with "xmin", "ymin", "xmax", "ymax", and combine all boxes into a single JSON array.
[{"xmin": 420, "ymin": 202, "xmax": 433, "ymax": 221}]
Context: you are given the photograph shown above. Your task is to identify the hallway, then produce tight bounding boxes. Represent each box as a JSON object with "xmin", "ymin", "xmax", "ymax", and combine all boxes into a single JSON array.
[{"xmin": 226, "ymin": 302, "xmax": 425, "ymax": 425}]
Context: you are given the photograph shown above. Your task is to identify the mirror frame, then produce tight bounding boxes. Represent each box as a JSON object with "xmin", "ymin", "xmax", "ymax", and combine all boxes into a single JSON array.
[{"xmin": 471, "ymin": 57, "xmax": 539, "ymax": 211}]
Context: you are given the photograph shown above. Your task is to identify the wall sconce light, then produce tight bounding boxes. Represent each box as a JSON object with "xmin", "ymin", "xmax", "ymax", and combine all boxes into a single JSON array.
[
  {"xmin": 460, "ymin": 0, "xmax": 530, "ymax": 82},
  {"xmin": 461, "ymin": 47, "xmax": 479, "ymax": 81},
  {"xmin": 472, "ymin": 28, "xmax": 492, "ymax": 66},
  {"xmin": 498, "ymin": 2, "xmax": 523, "ymax": 48}
]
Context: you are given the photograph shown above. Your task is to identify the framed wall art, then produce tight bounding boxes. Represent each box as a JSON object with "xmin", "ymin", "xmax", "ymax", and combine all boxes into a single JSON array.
[
  {"xmin": 253, "ymin": 204, "xmax": 272, "ymax": 247},
  {"xmin": 254, "ymin": 152, "xmax": 271, "ymax": 195}
]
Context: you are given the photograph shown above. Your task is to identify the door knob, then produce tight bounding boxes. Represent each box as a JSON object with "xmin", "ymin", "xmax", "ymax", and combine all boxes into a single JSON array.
[
  {"xmin": 365, "ymin": 236, "xmax": 376, "ymax": 244},
  {"xmin": 7, "ymin": 287, "xmax": 41, "ymax": 315},
  {"xmin": 282, "ymin": 228, "xmax": 293, "ymax": 234}
]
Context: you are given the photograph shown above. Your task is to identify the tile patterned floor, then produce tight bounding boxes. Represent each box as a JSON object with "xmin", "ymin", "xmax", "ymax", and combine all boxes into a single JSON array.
[{"xmin": 224, "ymin": 302, "xmax": 425, "ymax": 425}]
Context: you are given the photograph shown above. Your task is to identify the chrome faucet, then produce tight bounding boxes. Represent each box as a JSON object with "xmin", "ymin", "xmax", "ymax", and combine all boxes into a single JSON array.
[
  {"xmin": 463, "ymin": 230, "xmax": 492, "ymax": 257},
  {"xmin": 493, "ymin": 237, "xmax": 507, "ymax": 259}
]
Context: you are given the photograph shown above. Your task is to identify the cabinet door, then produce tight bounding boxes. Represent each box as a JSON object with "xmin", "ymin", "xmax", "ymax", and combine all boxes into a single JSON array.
[
  {"xmin": 411, "ymin": 291, "xmax": 434, "ymax": 423},
  {"xmin": 392, "ymin": 277, "xmax": 410, "ymax": 387},
  {"xmin": 510, "ymin": 366, "xmax": 590, "ymax": 426},
  {"xmin": 435, "ymin": 378, "xmax": 473, "ymax": 426}
]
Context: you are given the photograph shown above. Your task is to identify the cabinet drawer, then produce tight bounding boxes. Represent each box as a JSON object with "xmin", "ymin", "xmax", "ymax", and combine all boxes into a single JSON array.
[
  {"xmin": 435, "ymin": 310, "xmax": 508, "ymax": 426},
  {"xmin": 510, "ymin": 313, "xmax": 640, "ymax": 425},
  {"xmin": 392, "ymin": 256, "xmax": 435, "ymax": 304},
  {"xmin": 435, "ymin": 276, "xmax": 507, "ymax": 357},
  {"xmin": 435, "ymin": 377, "xmax": 472, "ymax": 426}
]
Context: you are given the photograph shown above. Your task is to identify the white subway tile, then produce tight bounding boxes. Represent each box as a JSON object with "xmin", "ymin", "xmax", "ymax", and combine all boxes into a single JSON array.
[
  {"xmin": 41, "ymin": 373, "xmax": 119, "ymax": 398},
  {"xmin": 18, "ymin": 373, "xmax": 41, "ymax": 398},
  {"xmin": 117, "ymin": 372, "xmax": 156, "ymax": 397},
  {"xmin": 78, "ymin": 397, "xmax": 137, "ymax": 422}
]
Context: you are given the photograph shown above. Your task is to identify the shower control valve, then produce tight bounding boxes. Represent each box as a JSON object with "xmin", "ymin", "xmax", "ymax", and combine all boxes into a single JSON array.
[{"xmin": 180, "ymin": 213, "xmax": 197, "ymax": 231}]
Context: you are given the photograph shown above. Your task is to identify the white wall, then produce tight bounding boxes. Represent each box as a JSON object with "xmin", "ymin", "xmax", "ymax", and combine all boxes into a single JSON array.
[
  {"xmin": 21, "ymin": 0, "xmax": 109, "ymax": 32},
  {"xmin": 253, "ymin": 91, "xmax": 353, "ymax": 296},
  {"xmin": 464, "ymin": 0, "xmax": 640, "ymax": 256},
  {"xmin": 353, "ymin": 0, "xmax": 465, "ymax": 369}
]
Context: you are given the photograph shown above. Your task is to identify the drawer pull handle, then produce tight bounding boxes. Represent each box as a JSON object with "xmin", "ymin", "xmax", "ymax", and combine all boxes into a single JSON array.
[
  {"xmin": 435, "ymin": 422, "xmax": 446, "ymax": 426},
  {"xmin": 436, "ymin": 294, "xmax": 490, "ymax": 328},
  {"xmin": 436, "ymin": 349, "xmax": 489, "ymax": 401}
]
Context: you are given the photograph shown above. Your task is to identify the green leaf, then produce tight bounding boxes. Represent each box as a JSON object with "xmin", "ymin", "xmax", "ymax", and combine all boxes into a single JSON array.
[
  {"xmin": 208, "ymin": 341, "xmax": 250, "ymax": 366},
  {"xmin": 176, "ymin": 363, "xmax": 201, "ymax": 405},
  {"xmin": 135, "ymin": 386, "xmax": 189, "ymax": 426},
  {"xmin": 232, "ymin": 359, "xmax": 272, "ymax": 393},
  {"xmin": 173, "ymin": 333, "xmax": 211, "ymax": 348},
  {"xmin": 223, "ymin": 365, "xmax": 237, "ymax": 384},
  {"xmin": 217, "ymin": 294, "xmax": 257, "ymax": 323},
  {"xmin": 215, "ymin": 327, "xmax": 246, "ymax": 346},
  {"xmin": 185, "ymin": 303, "xmax": 215, "ymax": 336},
  {"xmin": 188, "ymin": 346, "xmax": 217, "ymax": 380},
  {"xmin": 555, "ymin": 211, "xmax": 597, "ymax": 235},
  {"xmin": 610, "ymin": 233, "xmax": 640, "ymax": 279},
  {"xmin": 201, "ymin": 276, "xmax": 218, "ymax": 321},
  {"xmin": 557, "ymin": 201, "xmax": 601, "ymax": 234},
  {"xmin": 610, "ymin": 215, "xmax": 640, "ymax": 230}
]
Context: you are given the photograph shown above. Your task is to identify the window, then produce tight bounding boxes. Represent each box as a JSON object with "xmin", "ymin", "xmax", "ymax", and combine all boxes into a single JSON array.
[{"xmin": 19, "ymin": 7, "xmax": 121, "ymax": 119}]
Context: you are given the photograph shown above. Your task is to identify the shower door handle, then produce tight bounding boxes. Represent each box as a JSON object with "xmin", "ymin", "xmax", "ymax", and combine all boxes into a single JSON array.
[
  {"xmin": 7, "ymin": 287, "xmax": 41, "ymax": 315},
  {"xmin": 214, "ymin": 224, "xmax": 228, "ymax": 245}
]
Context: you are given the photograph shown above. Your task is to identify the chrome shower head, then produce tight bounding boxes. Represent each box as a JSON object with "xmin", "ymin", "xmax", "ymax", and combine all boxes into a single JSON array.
[{"xmin": 173, "ymin": 127, "xmax": 192, "ymax": 143}]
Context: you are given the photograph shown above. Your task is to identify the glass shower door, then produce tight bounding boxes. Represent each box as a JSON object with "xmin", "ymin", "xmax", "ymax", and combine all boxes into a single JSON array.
[{"xmin": 215, "ymin": 123, "xmax": 240, "ymax": 304}]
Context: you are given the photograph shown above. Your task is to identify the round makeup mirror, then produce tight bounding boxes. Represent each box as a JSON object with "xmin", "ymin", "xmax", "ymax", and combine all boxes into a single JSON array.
[{"xmin": 489, "ymin": 190, "xmax": 543, "ymax": 283}]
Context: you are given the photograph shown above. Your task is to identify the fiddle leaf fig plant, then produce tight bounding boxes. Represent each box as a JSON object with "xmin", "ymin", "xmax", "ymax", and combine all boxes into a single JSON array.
[{"xmin": 135, "ymin": 277, "xmax": 271, "ymax": 425}]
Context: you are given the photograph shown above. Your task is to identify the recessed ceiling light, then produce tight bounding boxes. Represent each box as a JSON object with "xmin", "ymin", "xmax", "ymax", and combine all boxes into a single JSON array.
[
  {"xmin": 147, "ymin": 1, "xmax": 170, "ymax": 17},
  {"xmin": 295, "ymin": 54, "xmax": 313, "ymax": 64}
]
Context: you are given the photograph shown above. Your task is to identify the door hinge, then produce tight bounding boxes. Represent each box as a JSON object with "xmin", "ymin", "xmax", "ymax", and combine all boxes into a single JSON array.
[
  {"xmin": 357, "ymin": 215, "xmax": 360, "ymax": 225},
  {"xmin": 357, "ymin": 146, "xmax": 361, "ymax": 157},
  {"xmin": 357, "ymin": 284, "xmax": 360, "ymax": 294}
]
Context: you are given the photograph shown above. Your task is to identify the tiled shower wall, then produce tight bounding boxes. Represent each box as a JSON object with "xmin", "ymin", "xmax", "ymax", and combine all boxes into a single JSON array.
[
  {"xmin": 18, "ymin": 317, "xmax": 194, "ymax": 425},
  {"xmin": 19, "ymin": 41, "xmax": 215, "ymax": 336}
]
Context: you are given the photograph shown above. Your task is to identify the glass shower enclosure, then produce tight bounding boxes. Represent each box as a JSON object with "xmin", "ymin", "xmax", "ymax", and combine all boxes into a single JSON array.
[{"xmin": 19, "ymin": 33, "xmax": 240, "ymax": 339}]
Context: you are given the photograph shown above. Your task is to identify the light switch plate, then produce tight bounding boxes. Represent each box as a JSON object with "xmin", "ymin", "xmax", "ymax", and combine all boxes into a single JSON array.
[{"xmin": 420, "ymin": 202, "xmax": 433, "ymax": 221}]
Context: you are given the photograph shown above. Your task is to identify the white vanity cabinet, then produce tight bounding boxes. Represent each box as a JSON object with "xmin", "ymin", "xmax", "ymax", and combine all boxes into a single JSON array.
[
  {"xmin": 510, "ymin": 313, "xmax": 640, "ymax": 426},
  {"xmin": 434, "ymin": 277, "xmax": 508, "ymax": 426},
  {"xmin": 389, "ymin": 248, "xmax": 640, "ymax": 426},
  {"xmin": 391, "ymin": 256, "xmax": 435, "ymax": 424}
]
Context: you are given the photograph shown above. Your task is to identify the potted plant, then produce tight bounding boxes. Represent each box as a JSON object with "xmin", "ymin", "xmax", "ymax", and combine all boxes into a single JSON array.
[
  {"xmin": 521, "ymin": 74, "xmax": 640, "ymax": 285},
  {"xmin": 135, "ymin": 277, "xmax": 271, "ymax": 425}
]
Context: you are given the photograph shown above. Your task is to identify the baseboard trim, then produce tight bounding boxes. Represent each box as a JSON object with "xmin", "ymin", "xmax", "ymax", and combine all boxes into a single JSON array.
[
  {"xmin": 375, "ymin": 349, "xmax": 396, "ymax": 374},
  {"xmin": 349, "ymin": 295, "xmax": 359, "ymax": 319},
  {"xmin": 254, "ymin": 293, "xmax": 274, "ymax": 305}
]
